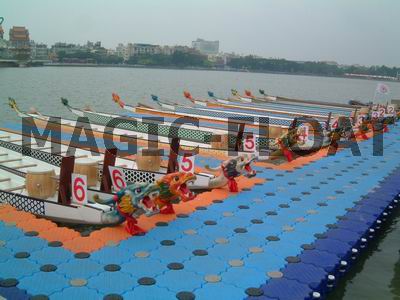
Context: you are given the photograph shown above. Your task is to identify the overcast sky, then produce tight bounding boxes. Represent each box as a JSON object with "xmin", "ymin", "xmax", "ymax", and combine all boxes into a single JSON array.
[{"xmin": 2, "ymin": 0, "xmax": 399, "ymax": 66}]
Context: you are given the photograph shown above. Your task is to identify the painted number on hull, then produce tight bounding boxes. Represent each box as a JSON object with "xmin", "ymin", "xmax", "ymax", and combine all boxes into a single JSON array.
[
  {"xmin": 387, "ymin": 105, "xmax": 395, "ymax": 116},
  {"xmin": 379, "ymin": 107, "xmax": 385, "ymax": 118},
  {"xmin": 356, "ymin": 115, "xmax": 365, "ymax": 126},
  {"xmin": 331, "ymin": 118, "xmax": 339, "ymax": 129},
  {"xmin": 179, "ymin": 155, "xmax": 195, "ymax": 173},
  {"xmin": 109, "ymin": 166, "xmax": 127, "ymax": 191},
  {"xmin": 297, "ymin": 125, "xmax": 309, "ymax": 142},
  {"xmin": 72, "ymin": 174, "xmax": 87, "ymax": 205},
  {"xmin": 244, "ymin": 135, "xmax": 256, "ymax": 152}
]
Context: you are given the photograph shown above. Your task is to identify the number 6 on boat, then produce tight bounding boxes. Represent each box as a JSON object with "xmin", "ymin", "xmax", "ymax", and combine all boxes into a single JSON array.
[
  {"xmin": 72, "ymin": 174, "xmax": 88, "ymax": 205},
  {"xmin": 109, "ymin": 166, "xmax": 127, "ymax": 191},
  {"xmin": 179, "ymin": 155, "xmax": 195, "ymax": 173}
]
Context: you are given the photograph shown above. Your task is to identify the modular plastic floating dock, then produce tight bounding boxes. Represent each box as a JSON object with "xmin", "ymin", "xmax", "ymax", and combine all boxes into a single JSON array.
[{"xmin": 0, "ymin": 126, "xmax": 399, "ymax": 300}]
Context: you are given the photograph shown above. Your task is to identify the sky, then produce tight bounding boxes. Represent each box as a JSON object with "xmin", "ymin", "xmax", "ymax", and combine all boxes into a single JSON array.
[{"xmin": 2, "ymin": 0, "xmax": 399, "ymax": 66}]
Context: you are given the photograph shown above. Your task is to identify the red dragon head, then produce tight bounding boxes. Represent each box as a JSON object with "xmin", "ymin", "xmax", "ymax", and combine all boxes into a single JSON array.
[{"xmin": 157, "ymin": 172, "xmax": 197, "ymax": 202}]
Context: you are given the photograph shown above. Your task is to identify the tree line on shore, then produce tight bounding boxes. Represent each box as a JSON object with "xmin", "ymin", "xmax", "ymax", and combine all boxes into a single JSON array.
[{"xmin": 56, "ymin": 50, "xmax": 399, "ymax": 78}]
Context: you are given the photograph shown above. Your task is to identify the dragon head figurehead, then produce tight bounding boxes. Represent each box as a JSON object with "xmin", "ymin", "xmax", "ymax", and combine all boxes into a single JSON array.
[
  {"xmin": 94, "ymin": 182, "xmax": 160, "ymax": 235},
  {"xmin": 204, "ymin": 154, "xmax": 257, "ymax": 193},
  {"xmin": 157, "ymin": 172, "xmax": 197, "ymax": 203},
  {"xmin": 115, "ymin": 182, "xmax": 160, "ymax": 217},
  {"xmin": 222, "ymin": 154, "xmax": 257, "ymax": 179},
  {"xmin": 112, "ymin": 93, "xmax": 125, "ymax": 108}
]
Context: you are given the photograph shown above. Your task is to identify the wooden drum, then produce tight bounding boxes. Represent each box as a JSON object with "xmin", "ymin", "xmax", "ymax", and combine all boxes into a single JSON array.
[
  {"xmin": 74, "ymin": 158, "xmax": 99, "ymax": 187},
  {"xmin": 211, "ymin": 134, "xmax": 230, "ymax": 150},
  {"xmin": 26, "ymin": 167, "xmax": 57, "ymax": 199},
  {"xmin": 269, "ymin": 126, "xmax": 283, "ymax": 138},
  {"xmin": 136, "ymin": 148, "xmax": 162, "ymax": 171}
]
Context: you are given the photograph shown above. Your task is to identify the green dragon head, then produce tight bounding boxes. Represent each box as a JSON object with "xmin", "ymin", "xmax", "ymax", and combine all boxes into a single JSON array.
[{"xmin": 115, "ymin": 182, "xmax": 160, "ymax": 216}]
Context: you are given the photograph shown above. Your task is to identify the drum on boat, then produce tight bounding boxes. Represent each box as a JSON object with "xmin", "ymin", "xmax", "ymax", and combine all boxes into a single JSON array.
[
  {"xmin": 25, "ymin": 167, "xmax": 57, "ymax": 199},
  {"xmin": 352, "ymin": 107, "xmax": 369, "ymax": 121},
  {"xmin": 136, "ymin": 148, "xmax": 162, "ymax": 171},
  {"xmin": 359, "ymin": 107, "xmax": 370, "ymax": 115},
  {"xmin": 211, "ymin": 134, "xmax": 230, "ymax": 150},
  {"xmin": 269, "ymin": 126, "xmax": 284, "ymax": 138},
  {"xmin": 74, "ymin": 158, "xmax": 99, "ymax": 187}
]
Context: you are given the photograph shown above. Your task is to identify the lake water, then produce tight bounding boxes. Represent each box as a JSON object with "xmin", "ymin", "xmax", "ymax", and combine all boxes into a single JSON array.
[
  {"xmin": 1, "ymin": 66, "xmax": 400, "ymax": 299},
  {"xmin": 1, "ymin": 66, "xmax": 400, "ymax": 124}
]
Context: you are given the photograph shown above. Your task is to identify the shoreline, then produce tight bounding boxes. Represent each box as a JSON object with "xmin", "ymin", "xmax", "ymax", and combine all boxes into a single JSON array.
[{"xmin": 2, "ymin": 62, "xmax": 399, "ymax": 83}]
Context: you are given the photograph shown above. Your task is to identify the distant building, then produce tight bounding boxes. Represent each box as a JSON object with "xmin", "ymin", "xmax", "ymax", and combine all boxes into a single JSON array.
[
  {"xmin": 0, "ymin": 21, "xmax": 8, "ymax": 58},
  {"xmin": 0, "ymin": 38, "xmax": 9, "ymax": 59},
  {"xmin": 161, "ymin": 45, "xmax": 174, "ymax": 55},
  {"xmin": 116, "ymin": 42, "xmax": 201, "ymax": 61},
  {"xmin": 86, "ymin": 41, "xmax": 101, "ymax": 49},
  {"xmin": 117, "ymin": 43, "xmax": 162, "ymax": 60},
  {"xmin": 9, "ymin": 26, "xmax": 30, "ymax": 48},
  {"xmin": 92, "ymin": 46, "xmax": 107, "ymax": 56},
  {"xmin": 322, "ymin": 61, "xmax": 339, "ymax": 66},
  {"xmin": 207, "ymin": 52, "xmax": 240, "ymax": 67},
  {"xmin": 30, "ymin": 41, "xmax": 49, "ymax": 60},
  {"xmin": 116, "ymin": 43, "xmax": 125, "ymax": 58},
  {"xmin": 192, "ymin": 38, "xmax": 219, "ymax": 55},
  {"xmin": 133, "ymin": 43, "xmax": 161, "ymax": 56},
  {"xmin": 106, "ymin": 48, "xmax": 116, "ymax": 56},
  {"xmin": 51, "ymin": 42, "xmax": 84, "ymax": 55},
  {"xmin": 86, "ymin": 41, "xmax": 94, "ymax": 49},
  {"xmin": 9, "ymin": 26, "xmax": 31, "ymax": 61},
  {"xmin": 0, "ymin": 18, "xmax": 11, "ymax": 59},
  {"xmin": 123, "ymin": 43, "xmax": 134, "ymax": 61},
  {"xmin": 172, "ymin": 45, "xmax": 196, "ymax": 54}
]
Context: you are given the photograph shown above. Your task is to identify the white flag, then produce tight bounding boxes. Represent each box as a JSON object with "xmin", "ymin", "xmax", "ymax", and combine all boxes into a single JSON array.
[{"xmin": 376, "ymin": 83, "xmax": 390, "ymax": 95}]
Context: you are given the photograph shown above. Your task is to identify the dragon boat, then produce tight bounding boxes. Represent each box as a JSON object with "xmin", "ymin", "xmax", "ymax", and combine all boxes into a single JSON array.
[
  {"xmin": 0, "ymin": 126, "xmax": 257, "ymax": 192},
  {"xmin": 8, "ymin": 98, "xmax": 222, "ymax": 153},
  {"xmin": 0, "ymin": 144, "xmax": 160, "ymax": 227},
  {"xmin": 113, "ymin": 93, "xmax": 269, "ymax": 133},
  {"xmin": 206, "ymin": 90, "xmax": 356, "ymax": 118},
  {"xmin": 9, "ymin": 99, "xmax": 269, "ymax": 167},
  {"xmin": 115, "ymin": 94, "xmax": 367, "ymax": 161},
  {"xmin": 0, "ymin": 128, "xmax": 214, "ymax": 190},
  {"xmin": 0, "ymin": 162, "xmax": 119, "ymax": 225},
  {"xmin": 59, "ymin": 98, "xmax": 275, "ymax": 151},
  {"xmin": 232, "ymin": 88, "xmax": 360, "ymax": 110},
  {"xmin": 112, "ymin": 94, "xmax": 342, "ymax": 158},
  {"xmin": 60, "ymin": 97, "xmax": 222, "ymax": 146},
  {"xmin": 0, "ymin": 131, "xmax": 219, "ymax": 234},
  {"xmin": 157, "ymin": 93, "xmax": 330, "ymax": 129}
]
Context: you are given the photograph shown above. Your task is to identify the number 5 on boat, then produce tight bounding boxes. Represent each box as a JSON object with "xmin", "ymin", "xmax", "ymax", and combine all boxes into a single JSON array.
[{"xmin": 179, "ymin": 155, "xmax": 195, "ymax": 173}]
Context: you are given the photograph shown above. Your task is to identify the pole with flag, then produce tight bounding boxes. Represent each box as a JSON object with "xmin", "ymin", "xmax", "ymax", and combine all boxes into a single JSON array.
[{"xmin": 374, "ymin": 83, "xmax": 390, "ymax": 103}]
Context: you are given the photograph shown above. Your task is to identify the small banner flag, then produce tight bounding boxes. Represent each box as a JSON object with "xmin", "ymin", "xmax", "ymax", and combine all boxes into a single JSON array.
[
  {"xmin": 151, "ymin": 95, "xmax": 159, "ymax": 102},
  {"xmin": 208, "ymin": 91, "xmax": 215, "ymax": 98},
  {"xmin": 259, "ymin": 89, "xmax": 265, "ymax": 95},
  {"xmin": 376, "ymin": 83, "xmax": 390, "ymax": 95}
]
